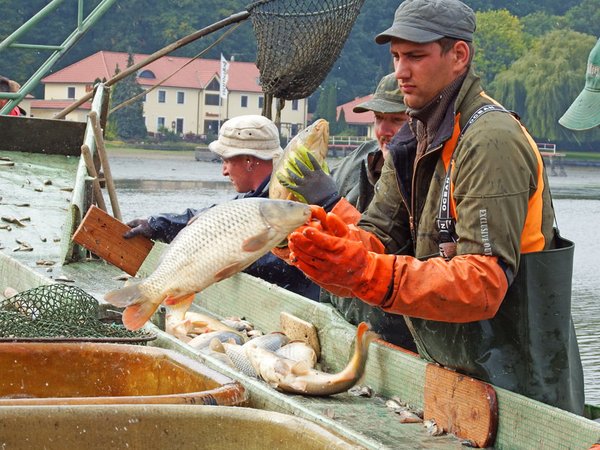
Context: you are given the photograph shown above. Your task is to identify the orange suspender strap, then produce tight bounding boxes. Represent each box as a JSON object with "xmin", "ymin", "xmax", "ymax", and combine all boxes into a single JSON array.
[
  {"xmin": 438, "ymin": 106, "xmax": 547, "ymax": 254},
  {"xmin": 515, "ymin": 121, "xmax": 546, "ymax": 252}
]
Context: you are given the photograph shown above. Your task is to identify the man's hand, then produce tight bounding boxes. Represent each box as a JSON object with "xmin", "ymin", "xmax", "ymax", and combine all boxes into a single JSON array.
[
  {"xmin": 124, "ymin": 218, "xmax": 154, "ymax": 239},
  {"xmin": 287, "ymin": 209, "xmax": 394, "ymax": 304},
  {"xmin": 276, "ymin": 146, "xmax": 339, "ymax": 208}
]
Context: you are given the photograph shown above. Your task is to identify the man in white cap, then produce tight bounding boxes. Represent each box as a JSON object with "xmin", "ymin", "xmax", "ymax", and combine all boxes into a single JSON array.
[
  {"xmin": 125, "ymin": 114, "xmax": 319, "ymax": 300},
  {"xmin": 559, "ymin": 38, "xmax": 600, "ymax": 130}
]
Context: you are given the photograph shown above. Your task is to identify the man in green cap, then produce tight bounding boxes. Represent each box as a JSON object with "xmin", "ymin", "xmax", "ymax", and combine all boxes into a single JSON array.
[
  {"xmin": 559, "ymin": 38, "xmax": 600, "ymax": 130},
  {"xmin": 277, "ymin": 73, "xmax": 416, "ymax": 351},
  {"xmin": 282, "ymin": 0, "xmax": 584, "ymax": 413}
]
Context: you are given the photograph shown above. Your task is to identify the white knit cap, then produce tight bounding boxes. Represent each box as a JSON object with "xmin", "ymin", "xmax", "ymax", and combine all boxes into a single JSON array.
[{"xmin": 208, "ymin": 115, "xmax": 283, "ymax": 160}]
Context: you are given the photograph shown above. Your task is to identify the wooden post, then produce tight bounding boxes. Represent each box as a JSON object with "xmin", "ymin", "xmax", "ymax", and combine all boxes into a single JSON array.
[
  {"xmin": 89, "ymin": 111, "xmax": 121, "ymax": 221},
  {"xmin": 80, "ymin": 144, "xmax": 107, "ymax": 212}
]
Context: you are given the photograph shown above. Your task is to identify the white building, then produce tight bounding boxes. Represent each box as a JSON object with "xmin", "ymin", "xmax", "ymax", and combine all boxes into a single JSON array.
[{"xmin": 35, "ymin": 51, "xmax": 308, "ymax": 138}]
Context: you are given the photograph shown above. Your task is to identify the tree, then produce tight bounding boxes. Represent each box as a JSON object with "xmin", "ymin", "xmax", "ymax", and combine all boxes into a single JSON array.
[
  {"xmin": 312, "ymin": 83, "xmax": 338, "ymax": 128},
  {"xmin": 108, "ymin": 53, "xmax": 147, "ymax": 140},
  {"xmin": 564, "ymin": 0, "xmax": 600, "ymax": 37},
  {"xmin": 492, "ymin": 30, "xmax": 600, "ymax": 146},
  {"xmin": 473, "ymin": 10, "xmax": 526, "ymax": 86}
]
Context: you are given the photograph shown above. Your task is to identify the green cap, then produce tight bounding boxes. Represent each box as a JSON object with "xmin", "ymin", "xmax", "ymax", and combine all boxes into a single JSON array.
[
  {"xmin": 375, "ymin": 0, "xmax": 476, "ymax": 45},
  {"xmin": 353, "ymin": 73, "xmax": 406, "ymax": 114},
  {"xmin": 559, "ymin": 39, "xmax": 600, "ymax": 131}
]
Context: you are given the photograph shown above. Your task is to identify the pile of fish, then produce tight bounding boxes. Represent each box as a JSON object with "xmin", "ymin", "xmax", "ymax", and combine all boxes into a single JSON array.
[
  {"xmin": 104, "ymin": 198, "xmax": 310, "ymax": 330},
  {"xmin": 173, "ymin": 315, "xmax": 378, "ymax": 397}
]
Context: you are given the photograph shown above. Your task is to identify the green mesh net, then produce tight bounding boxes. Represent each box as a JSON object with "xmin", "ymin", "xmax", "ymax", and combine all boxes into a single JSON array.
[
  {"xmin": 0, "ymin": 284, "xmax": 155, "ymax": 344},
  {"xmin": 247, "ymin": 0, "xmax": 365, "ymax": 100}
]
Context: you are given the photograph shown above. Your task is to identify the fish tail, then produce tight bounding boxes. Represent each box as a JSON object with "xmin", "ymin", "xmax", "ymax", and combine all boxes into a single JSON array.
[
  {"xmin": 122, "ymin": 301, "xmax": 160, "ymax": 331},
  {"xmin": 338, "ymin": 322, "xmax": 378, "ymax": 381},
  {"xmin": 104, "ymin": 283, "xmax": 144, "ymax": 308}
]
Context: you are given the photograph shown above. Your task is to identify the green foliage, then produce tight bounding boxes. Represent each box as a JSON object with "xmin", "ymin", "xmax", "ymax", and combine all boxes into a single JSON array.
[
  {"xmin": 564, "ymin": 0, "xmax": 600, "ymax": 37},
  {"xmin": 473, "ymin": 10, "xmax": 526, "ymax": 86},
  {"xmin": 108, "ymin": 53, "xmax": 147, "ymax": 140},
  {"xmin": 492, "ymin": 30, "xmax": 600, "ymax": 145},
  {"xmin": 313, "ymin": 83, "xmax": 338, "ymax": 127},
  {"xmin": 520, "ymin": 12, "xmax": 569, "ymax": 42}
]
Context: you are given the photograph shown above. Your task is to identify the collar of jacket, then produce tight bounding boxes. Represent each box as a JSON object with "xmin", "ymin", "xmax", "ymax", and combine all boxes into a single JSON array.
[
  {"xmin": 388, "ymin": 68, "xmax": 483, "ymax": 155},
  {"xmin": 239, "ymin": 174, "xmax": 271, "ymax": 199}
]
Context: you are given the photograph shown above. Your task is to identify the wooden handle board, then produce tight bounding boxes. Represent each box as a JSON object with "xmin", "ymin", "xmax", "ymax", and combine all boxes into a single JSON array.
[
  {"xmin": 424, "ymin": 363, "xmax": 498, "ymax": 448},
  {"xmin": 72, "ymin": 205, "xmax": 154, "ymax": 276}
]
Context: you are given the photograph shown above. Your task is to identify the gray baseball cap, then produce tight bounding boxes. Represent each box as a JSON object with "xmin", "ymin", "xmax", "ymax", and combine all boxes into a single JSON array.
[
  {"xmin": 376, "ymin": 0, "xmax": 476, "ymax": 45},
  {"xmin": 353, "ymin": 73, "xmax": 406, "ymax": 114}
]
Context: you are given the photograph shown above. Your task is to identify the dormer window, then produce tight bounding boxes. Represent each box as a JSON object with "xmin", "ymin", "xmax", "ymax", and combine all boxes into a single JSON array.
[
  {"xmin": 206, "ymin": 78, "xmax": 220, "ymax": 92},
  {"xmin": 139, "ymin": 70, "xmax": 156, "ymax": 79}
]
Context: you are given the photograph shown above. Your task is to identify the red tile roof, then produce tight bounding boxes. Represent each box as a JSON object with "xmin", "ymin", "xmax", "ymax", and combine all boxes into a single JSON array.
[
  {"xmin": 30, "ymin": 100, "xmax": 91, "ymax": 109},
  {"xmin": 42, "ymin": 51, "xmax": 263, "ymax": 92},
  {"xmin": 336, "ymin": 94, "xmax": 375, "ymax": 125}
]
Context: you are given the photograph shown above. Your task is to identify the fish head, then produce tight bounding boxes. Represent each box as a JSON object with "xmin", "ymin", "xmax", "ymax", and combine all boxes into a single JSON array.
[
  {"xmin": 299, "ymin": 119, "xmax": 329, "ymax": 159},
  {"xmin": 258, "ymin": 199, "xmax": 311, "ymax": 232}
]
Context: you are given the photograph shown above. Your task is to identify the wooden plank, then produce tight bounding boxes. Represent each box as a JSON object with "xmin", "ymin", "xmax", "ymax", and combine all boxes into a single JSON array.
[
  {"xmin": 72, "ymin": 205, "xmax": 154, "ymax": 275},
  {"xmin": 0, "ymin": 116, "xmax": 85, "ymax": 156},
  {"xmin": 424, "ymin": 363, "xmax": 498, "ymax": 448}
]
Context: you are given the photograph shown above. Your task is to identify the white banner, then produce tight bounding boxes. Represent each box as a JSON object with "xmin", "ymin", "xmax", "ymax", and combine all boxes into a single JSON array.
[{"xmin": 220, "ymin": 54, "xmax": 229, "ymax": 99}]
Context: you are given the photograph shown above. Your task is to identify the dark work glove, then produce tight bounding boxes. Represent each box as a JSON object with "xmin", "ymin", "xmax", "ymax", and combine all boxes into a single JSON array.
[
  {"xmin": 276, "ymin": 147, "xmax": 340, "ymax": 210},
  {"xmin": 124, "ymin": 218, "xmax": 154, "ymax": 239}
]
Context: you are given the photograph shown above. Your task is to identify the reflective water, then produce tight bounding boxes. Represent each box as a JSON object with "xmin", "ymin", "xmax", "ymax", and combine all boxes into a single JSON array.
[{"xmin": 111, "ymin": 156, "xmax": 600, "ymax": 405}]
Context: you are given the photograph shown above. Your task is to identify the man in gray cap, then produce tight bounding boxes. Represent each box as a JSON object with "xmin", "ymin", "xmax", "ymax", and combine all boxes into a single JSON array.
[
  {"xmin": 285, "ymin": 0, "xmax": 584, "ymax": 414},
  {"xmin": 559, "ymin": 38, "xmax": 600, "ymax": 130},
  {"xmin": 277, "ymin": 73, "xmax": 416, "ymax": 351}
]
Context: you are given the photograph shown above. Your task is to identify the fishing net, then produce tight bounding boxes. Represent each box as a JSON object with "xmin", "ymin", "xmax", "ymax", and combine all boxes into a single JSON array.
[
  {"xmin": 247, "ymin": 0, "xmax": 365, "ymax": 100},
  {"xmin": 0, "ymin": 284, "xmax": 155, "ymax": 344}
]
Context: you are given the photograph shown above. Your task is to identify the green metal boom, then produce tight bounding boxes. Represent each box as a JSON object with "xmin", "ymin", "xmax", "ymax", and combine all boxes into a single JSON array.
[{"xmin": 0, "ymin": 0, "xmax": 118, "ymax": 115}]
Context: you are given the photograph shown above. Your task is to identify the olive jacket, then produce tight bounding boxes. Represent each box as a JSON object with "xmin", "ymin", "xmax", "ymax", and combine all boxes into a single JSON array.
[{"xmin": 357, "ymin": 69, "xmax": 584, "ymax": 413}]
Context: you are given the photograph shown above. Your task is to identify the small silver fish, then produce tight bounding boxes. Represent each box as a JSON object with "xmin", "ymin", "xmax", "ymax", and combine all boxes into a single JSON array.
[
  {"xmin": 104, "ymin": 198, "xmax": 310, "ymax": 330},
  {"xmin": 187, "ymin": 330, "xmax": 246, "ymax": 350}
]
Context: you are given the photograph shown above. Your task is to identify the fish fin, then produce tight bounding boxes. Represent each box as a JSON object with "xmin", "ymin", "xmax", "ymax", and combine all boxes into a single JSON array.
[
  {"xmin": 209, "ymin": 338, "xmax": 226, "ymax": 353},
  {"xmin": 214, "ymin": 262, "xmax": 246, "ymax": 282},
  {"xmin": 163, "ymin": 292, "xmax": 195, "ymax": 308},
  {"xmin": 288, "ymin": 380, "xmax": 308, "ymax": 393},
  {"xmin": 241, "ymin": 229, "xmax": 274, "ymax": 252},
  {"xmin": 104, "ymin": 283, "xmax": 143, "ymax": 308},
  {"xmin": 291, "ymin": 360, "xmax": 311, "ymax": 376},
  {"xmin": 121, "ymin": 301, "xmax": 160, "ymax": 331}
]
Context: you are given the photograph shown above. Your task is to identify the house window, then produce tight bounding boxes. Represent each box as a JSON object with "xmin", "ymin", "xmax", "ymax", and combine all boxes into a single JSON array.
[
  {"xmin": 158, "ymin": 90, "xmax": 166, "ymax": 103},
  {"xmin": 143, "ymin": 94, "xmax": 146, "ymax": 102},
  {"xmin": 138, "ymin": 70, "xmax": 156, "ymax": 79},
  {"xmin": 177, "ymin": 91, "xmax": 184, "ymax": 104},
  {"xmin": 258, "ymin": 96, "xmax": 264, "ymax": 109},
  {"xmin": 157, "ymin": 117, "xmax": 165, "ymax": 129},
  {"xmin": 206, "ymin": 79, "xmax": 220, "ymax": 91},
  {"xmin": 292, "ymin": 99, "xmax": 299, "ymax": 111},
  {"xmin": 205, "ymin": 94, "xmax": 220, "ymax": 106},
  {"xmin": 204, "ymin": 120, "xmax": 219, "ymax": 135},
  {"xmin": 67, "ymin": 87, "xmax": 75, "ymax": 99},
  {"xmin": 241, "ymin": 95, "xmax": 248, "ymax": 108},
  {"xmin": 176, "ymin": 118, "xmax": 184, "ymax": 134}
]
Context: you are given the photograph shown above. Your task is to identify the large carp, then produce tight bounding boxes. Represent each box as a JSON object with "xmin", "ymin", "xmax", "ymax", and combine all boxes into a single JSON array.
[
  {"xmin": 245, "ymin": 322, "xmax": 378, "ymax": 396},
  {"xmin": 269, "ymin": 119, "xmax": 330, "ymax": 201},
  {"xmin": 104, "ymin": 198, "xmax": 311, "ymax": 330}
]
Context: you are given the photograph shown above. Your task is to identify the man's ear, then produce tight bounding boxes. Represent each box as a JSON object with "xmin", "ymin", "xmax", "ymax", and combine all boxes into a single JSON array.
[{"xmin": 451, "ymin": 41, "xmax": 471, "ymax": 73}]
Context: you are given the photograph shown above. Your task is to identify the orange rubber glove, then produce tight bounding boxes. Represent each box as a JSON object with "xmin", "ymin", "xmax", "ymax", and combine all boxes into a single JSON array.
[{"xmin": 288, "ymin": 210, "xmax": 394, "ymax": 305}]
